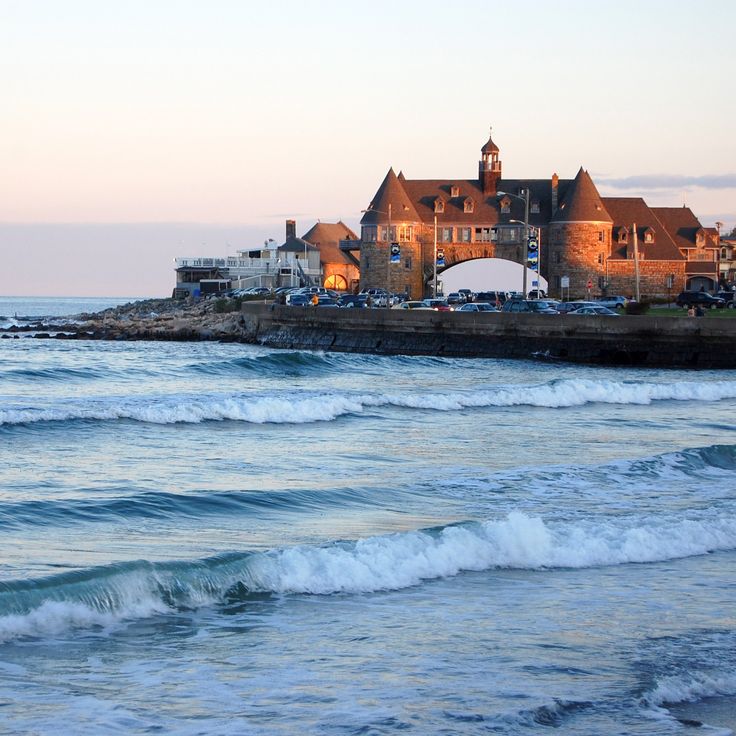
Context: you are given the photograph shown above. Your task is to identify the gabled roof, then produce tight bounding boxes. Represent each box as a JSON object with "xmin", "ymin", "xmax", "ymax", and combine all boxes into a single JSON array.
[
  {"xmin": 651, "ymin": 206, "xmax": 715, "ymax": 251},
  {"xmin": 301, "ymin": 221, "xmax": 358, "ymax": 264},
  {"xmin": 552, "ymin": 167, "xmax": 613, "ymax": 224},
  {"xmin": 602, "ymin": 197, "xmax": 683, "ymax": 260},
  {"xmin": 360, "ymin": 168, "xmax": 421, "ymax": 224}
]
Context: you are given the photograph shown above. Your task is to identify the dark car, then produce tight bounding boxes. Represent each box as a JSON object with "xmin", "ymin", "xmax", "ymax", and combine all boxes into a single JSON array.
[
  {"xmin": 338, "ymin": 294, "xmax": 368, "ymax": 308},
  {"xmin": 502, "ymin": 299, "xmax": 559, "ymax": 314},
  {"xmin": 716, "ymin": 291, "xmax": 736, "ymax": 309},
  {"xmin": 675, "ymin": 291, "xmax": 726, "ymax": 309},
  {"xmin": 456, "ymin": 302, "xmax": 497, "ymax": 312},
  {"xmin": 476, "ymin": 291, "xmax": 508, "ymax": 305}
]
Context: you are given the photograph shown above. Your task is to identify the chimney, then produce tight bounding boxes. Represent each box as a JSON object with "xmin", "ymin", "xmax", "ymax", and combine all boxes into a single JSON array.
[
  {"xmin": 286, "ymin": 219, "xmax": 296, "ymax": 240},
  {"xmin": 551, "ymin": 173, "xmax": 559, "ymax": 213}
]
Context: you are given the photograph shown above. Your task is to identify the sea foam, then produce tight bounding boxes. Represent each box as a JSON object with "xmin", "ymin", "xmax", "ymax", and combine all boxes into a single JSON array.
[{"xmin": 2, "ymin": 378, "xmax": 736, "ymax": 426}]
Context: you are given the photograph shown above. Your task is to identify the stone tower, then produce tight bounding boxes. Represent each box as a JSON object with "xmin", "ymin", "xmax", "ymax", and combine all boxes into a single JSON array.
[
  {"xmin": 479, "ymin": 128, "xmax": 501, "ymax": 196},
  {"xmin": 548, "ymin": 167, "xmax": 613, "ymax": 296}
]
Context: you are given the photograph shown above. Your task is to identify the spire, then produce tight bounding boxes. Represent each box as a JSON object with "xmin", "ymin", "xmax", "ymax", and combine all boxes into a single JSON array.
[
  {"xmin": 481, "ymin": 126, "xmax": 499, "ymax": 154},
  {"xmin": 360, "ymin": 168, "xmax": 420, "ymax": 224},
  {"xmin": 551, "ymin": 167, "xmax": 612, "ymax": 223}
]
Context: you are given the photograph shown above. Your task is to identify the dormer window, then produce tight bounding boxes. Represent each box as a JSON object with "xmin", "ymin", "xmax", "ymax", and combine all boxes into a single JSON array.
[
  {"xmin": 696, "ymin": 229, "xmax": 705, "ymax": 246},
  {"xmin": 618, "ymin": 227, "xmax": 629, "ymax": 244},
  {"xmin": 644, "ymin": 228, "xmax": 654, "ymax": 244},
  {"xmin": 500, "ymin": 196, "xmax": 511, "ymax": 214},
  {"xmin": 463, "ymin": 197, "xmax": 474, "ymax": 214},
  {"xmin": 531, "ymin": 202, "xmax": 540, "ymax": 214},
  {"xmin": 433, "ymin": 197, "xmax": 445, "ymax": 214},
  {"xmin": 450, "ymin": 185, "xmax": 460, "ymax": 198}
]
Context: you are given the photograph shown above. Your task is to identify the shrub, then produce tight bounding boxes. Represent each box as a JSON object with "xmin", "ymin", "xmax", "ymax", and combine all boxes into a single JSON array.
[{"xmin": 625, "ymin": 301, "xmax": 650, "ymax": 315}]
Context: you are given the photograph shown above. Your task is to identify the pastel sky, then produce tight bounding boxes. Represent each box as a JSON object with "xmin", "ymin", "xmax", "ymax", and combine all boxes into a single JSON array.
[{"xmin": 2, "ymin": 0, "xmax": 735, "ymax": 297}]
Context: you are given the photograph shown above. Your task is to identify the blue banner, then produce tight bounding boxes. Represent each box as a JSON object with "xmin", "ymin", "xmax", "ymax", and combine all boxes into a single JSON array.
[
  {"xmin": 390, "ymin": 243, "xmax": 400, "ymax": 264},
  {"xmin": 436, "ymin": 248, "xmax": 445, "ymax": 267},
  {"xmin": 527, "ymin": 236, "xmax": 539, "ymax": 272}
]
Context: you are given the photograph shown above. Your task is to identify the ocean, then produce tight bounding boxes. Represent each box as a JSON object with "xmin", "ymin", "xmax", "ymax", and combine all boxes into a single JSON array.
[{"xmin": 1, "ymin": 296, "xmax": 735, "ymax": 735}]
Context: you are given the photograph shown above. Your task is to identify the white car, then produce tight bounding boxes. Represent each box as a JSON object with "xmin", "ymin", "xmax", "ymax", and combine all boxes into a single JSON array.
[{"xmin": 391, "ymin": 301, "xmax": 432, "ymax": 310}]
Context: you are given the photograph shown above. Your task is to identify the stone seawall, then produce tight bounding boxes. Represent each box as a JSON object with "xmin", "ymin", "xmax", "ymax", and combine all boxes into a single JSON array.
[{"xmin": 242, "ymin": 304, "xmax": 736, "ymax": 368}]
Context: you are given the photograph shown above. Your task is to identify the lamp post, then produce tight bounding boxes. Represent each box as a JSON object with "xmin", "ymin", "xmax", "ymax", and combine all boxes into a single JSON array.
[
  {"xmin": 511, "ymin": 219, "xmax": 543, "ymax": 296},
  {"xmin": 361, "ymin": 203, "xmax": 393, "ymax": 309},
  {"xmin": 433, "ymin": 213, "xmax": 438, "ymax": 298},
  {"xmin": 497, "ymin": 189, "xmax": 530, "ymax": 298}
]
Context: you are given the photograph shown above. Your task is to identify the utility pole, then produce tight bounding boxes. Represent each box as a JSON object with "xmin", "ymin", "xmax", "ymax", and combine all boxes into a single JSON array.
[{"xmin": 632, "ymin": 222, "xmax": 641, "ymax": 302}]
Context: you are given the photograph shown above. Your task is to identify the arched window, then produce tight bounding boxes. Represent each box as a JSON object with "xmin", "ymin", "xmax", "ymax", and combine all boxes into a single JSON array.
[{"xmin": 324, "ymin": 274, "xmax": 348, "ymax": 291}]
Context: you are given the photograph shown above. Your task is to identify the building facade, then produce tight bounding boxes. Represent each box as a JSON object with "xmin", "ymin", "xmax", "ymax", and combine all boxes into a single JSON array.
[{"xmin": 355, "ymin": 131, "xmax": 719, "ymax": 300}]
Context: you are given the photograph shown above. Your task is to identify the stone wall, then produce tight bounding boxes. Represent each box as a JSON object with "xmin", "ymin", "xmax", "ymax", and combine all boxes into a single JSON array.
[{"xmin": 241, "ymin": 303, "xmax": 736, "ymax": 368}]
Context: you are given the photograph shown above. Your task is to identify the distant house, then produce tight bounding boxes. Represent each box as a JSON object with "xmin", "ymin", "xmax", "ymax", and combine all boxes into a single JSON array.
[{"xmin": 301, "ymin": 221, "xmax": 360, "ymax": 292}]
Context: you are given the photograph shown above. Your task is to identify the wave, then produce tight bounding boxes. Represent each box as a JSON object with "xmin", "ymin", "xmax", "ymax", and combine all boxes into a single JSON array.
[
  {"xmin": 2, "ymin": 511, "xmax": 735, "ymax": 643},
  {"xmin": 0, "ymin": 365, "xmax": 107, "ymax": 382},
  {"xmin": 188, "ymin": 350, "xmax": 343, "ymax": 377},
  {"xmin": 0, "ymin": 486, "xmax": 370, "ymax": 529},
  {"xmin": 3, "ymin": 377, "xmax": 736, "ymax": 427},
  {"xmin": 644, "ymin": 671, "xmax": 736, "ymax": 707}
]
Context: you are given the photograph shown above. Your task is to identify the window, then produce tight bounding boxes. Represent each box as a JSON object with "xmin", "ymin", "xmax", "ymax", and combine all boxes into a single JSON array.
[
  {"xmin": 475, "ymin": 227, "xmax": 493, "ymax": 242},
  {"xmin": 404, "ymin": 257, "xmax": 412, "ymax": 269},
  {"xmin": 362, "ymin": 226, "xmax": 377, "ymax": 242},
  {"xmin": 554, "ymin": 251, "xmax": 561, "ymax": 264},
  {"xmin": 618, "ymin": 229, "xmax": 628, "ymax": 243},
  {"xmin": 598, "ymin": 253, "xmax": 604, "ymax": 264},
  {"xmin": 463, "ymin": 198, "xmax": 474, "ymax": 213},
  {"xmin": 598, "ymin": 231, "xmax": 605, "ymax": 243},
  {"xmin": 500, "ymin": 196, "xmax": 511, "ymax": 214},
  {"xmin": 380, "ymin": 225, "xmax": 396, "ymax": 241},
  {"xmin": 499, "ymin": 227, "xmax": 520, "ymax": 243},
  {"xmin": 531, "ymin": 202, "xmax": 540, "ymax": 214},
  {"xmin": 458, "ymin": 227, "xmax": 471, "ymax": 242},
  {"xmin": 324, "ymin": 274, "xmax": 347, "ymax": 290},
  {"xmin": 644, "ymin": 230, "xmax": 654, "ymax": 243},
  {"xmin": 434, "ymin": 198, "xmax": 445, "ymax": 214},
  {"xmin": 441, "ymin": 227, "xmax": 454, "ymax": 242},
  {"xmin": 450, "ymin": 185, "xmax": 460, "ymax": 197},
  {"xmin": 398, "ymin": 225, "xmax": 413, "ymax": 242}
]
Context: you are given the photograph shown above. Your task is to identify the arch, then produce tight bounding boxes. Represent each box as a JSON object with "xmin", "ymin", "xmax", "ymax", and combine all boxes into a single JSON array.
[{"xmin": 324, "ymin": 273, "xmax": 348, "ymax": 291}]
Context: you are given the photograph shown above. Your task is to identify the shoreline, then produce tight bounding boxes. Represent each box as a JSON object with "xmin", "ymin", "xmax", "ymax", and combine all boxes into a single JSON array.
[{"xmin": 3, "ymin": 297, "xmax": 736, "ymax": 369}]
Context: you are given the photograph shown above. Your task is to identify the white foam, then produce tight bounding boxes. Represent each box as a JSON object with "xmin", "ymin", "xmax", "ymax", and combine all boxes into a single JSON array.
[
  {"xmin": 646, "ymin": 671, "xmax": 736, "ymax": 706},
  {"xmin": 3, "ymin": 378, "xmax": 736, "ymax": 426},
  {"xmin": 240, "ymin": 511, "xmax": 736, "ymax": 595}
]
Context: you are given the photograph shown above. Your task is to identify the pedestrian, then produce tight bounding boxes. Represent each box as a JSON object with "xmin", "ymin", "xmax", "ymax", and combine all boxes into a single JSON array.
[
  {"xmin": 311, "ymin": 293, "xmax": 319, "ymax": 307},
  {"xmin": 687, "ymin": 306, "xmax": 696, "ymax": 317},
  {"xmin": 366, "ymin": 294, "xmax": 373, "ymax": 309}
]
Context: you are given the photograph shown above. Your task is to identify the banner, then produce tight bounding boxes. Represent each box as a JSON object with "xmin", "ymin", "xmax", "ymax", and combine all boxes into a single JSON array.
[
  {"xmin": 436, "ymin": 248, "xmax": 445, "ymax": 267},
  {"xmin": 390, "ymin": 243, "xmax": 400, "ymax": 264},
  {"xmin": 526, "ymin": 236, "xmax": 538, "ymax": 272}
]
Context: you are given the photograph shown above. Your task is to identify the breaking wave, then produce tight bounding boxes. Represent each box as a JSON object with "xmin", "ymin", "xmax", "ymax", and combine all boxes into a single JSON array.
[
  {"xmin": 2, "ymin": 510, "xmax": 735, "ymax": 643},
  {"xmin": 3, "ymin": 377, "xmax": 736, "ymax": 427}
]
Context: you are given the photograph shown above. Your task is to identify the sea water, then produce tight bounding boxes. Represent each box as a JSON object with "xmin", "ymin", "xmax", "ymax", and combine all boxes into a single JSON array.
[{"xmin": 1, "ymin": 299, "xmax": 735, "ymax": 734}]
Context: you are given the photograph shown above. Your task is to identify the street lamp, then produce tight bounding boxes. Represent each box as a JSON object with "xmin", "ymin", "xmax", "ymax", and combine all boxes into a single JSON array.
[
  {"xmin": 361, "ymin": 203, "xmax": 393, "ymax": 309},
  {"xmin": 510, "ymin": 219, "xmax": 543, "ymax": 296},
  {"xmin": 433, "ymin": 213, "xmax": 439, "ymax": 298},
  {"xmin": 497, "ymin": 189, "xmax": 530, "ymax": 298}
]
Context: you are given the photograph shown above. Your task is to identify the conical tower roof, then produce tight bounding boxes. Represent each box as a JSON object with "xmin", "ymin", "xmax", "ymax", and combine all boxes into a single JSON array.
[
  {"xmin": 551, "ymin": 167, "xmax": 612, "ymax": 223},
  {"xmin": 481, "ymin": 128, "xmax": 499, "ymax": 154},
  {"xmin": 360, "ymin": 168, "xmax": 421, "ymax": 224}
]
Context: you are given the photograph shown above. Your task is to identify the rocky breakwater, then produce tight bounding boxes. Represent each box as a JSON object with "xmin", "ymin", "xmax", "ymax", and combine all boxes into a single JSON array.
[{"xmin": 0, "ymin": 298, "xmax": 254, "ymax": 342}]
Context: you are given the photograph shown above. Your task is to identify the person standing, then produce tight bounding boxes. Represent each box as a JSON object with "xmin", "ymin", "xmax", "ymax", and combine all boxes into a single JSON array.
[{"xmin": 311, "ymin": 293, "xmax": 319, "ymax": 307}]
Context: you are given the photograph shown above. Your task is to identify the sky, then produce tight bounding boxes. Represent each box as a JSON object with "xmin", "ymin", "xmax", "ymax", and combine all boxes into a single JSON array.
[{"xmin": 1, "ymin": 0, "xmax": 735, "ymax": 297}]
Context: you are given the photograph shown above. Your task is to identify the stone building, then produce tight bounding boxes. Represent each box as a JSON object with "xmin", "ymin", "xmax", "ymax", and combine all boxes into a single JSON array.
[
  {"xmin": 301, "ymin": 220, "xmax": 360, "ymax": 292},
  {"xmin": 354, "ymin": 131, "xmax": 719, "ymax": 300}
]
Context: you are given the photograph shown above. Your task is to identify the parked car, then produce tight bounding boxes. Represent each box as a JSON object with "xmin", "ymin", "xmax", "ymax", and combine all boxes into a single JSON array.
[
  {"xmin": 594, "ymin": 295, "xmax": 630, "ymax": 310},
  {"xmin": 315, "ymin": 295, "xmax": 339, "ymax": 307},
  {"xmin": 476, "ymin": 291, "xmax": 509, "ymax": 305},
  {"xmin": 446, "ymin": 292, "xmax": 466, "ymax": 305},
  {"xmin": 458, "ymin": 288, "xmax": 474, "ymax": 303},
  {"xmin": 556, "ymin": 301, "xmax": 600, "ymax": 314},
  {"xmin": 391, "ymin": 301, "xmax": 432, "ymax": 310},
  {"xmin": 456, "ymin": 302, "xmax": 498, "ymax": 312},
  {"xmin": 422, "ymin": 298, "xmax": 452, "ymax": 311},
  {"xmin": 675, "ymin": 291, "xmax": 726, "ymax": 309},
  {"xmin": 716, "ymin": 291, "xmax": 736, "ymax": 308},
  {"xmin": 527, "ymin": 289, "xmax": 547, "ymax": 299},
  {"xmin": 568, "ymin": 306, "xmax": 620, "ymax": 316},
  {"xmin": 338, "ymin": 294, "xmax": 369, "ymax": 308},
  {"xmin": 286, "ymin": 293, "xmax": 309, "ymax": 306},
  {"xmin": 502, "ymin": 300, "xmax": 559, "ymax": 314}
]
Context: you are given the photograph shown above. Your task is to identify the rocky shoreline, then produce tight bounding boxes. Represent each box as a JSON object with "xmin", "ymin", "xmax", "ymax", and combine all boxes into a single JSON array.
[{"xmin": 1, "ymin": 297, "xmax": 255, "ymax": 342}]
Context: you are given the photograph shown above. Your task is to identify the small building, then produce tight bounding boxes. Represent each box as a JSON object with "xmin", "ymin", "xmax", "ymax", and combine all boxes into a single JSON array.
[{"xmin": 301, "ymin": 221, "xmax": 360, "ymax": 292}]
